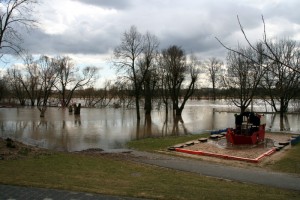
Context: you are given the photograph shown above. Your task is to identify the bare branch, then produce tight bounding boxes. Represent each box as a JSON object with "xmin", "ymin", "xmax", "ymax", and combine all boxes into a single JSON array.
[
  {"xmin": 216, "ymin": 15, "xmax": 300, "ymax": 74},
  {"xmin": 0, "ymin": 0, "xmax": 38, "ymax": 55}
]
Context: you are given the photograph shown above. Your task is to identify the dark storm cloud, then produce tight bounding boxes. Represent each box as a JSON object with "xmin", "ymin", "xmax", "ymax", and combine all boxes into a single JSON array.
[
  {"xmin": 71, "ymin": 0, "xmax": 132, "ymax": 9},
  {"xmin": 21, "ymin": 27, "xmax": 119, "ymax": 55},
  {"xmin": 159, "ymin": 30, "xmax": 227, "ymax": 60},
  {"xmin": 17, "ymin": 0, "xmax": 300, "ymax": 62}
]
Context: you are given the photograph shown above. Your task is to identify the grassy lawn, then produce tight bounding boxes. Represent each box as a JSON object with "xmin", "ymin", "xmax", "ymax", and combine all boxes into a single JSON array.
[
  {"xmin": 270, "ymin": 142, "xmax": 300, "ymax": 174},
  {"xmin": 1, "ymin": 134, "xmax": 300, "ymax": 199},
  {"xmin": 0, "ymin": 152, "xmax": 299, "ymax": 200}
]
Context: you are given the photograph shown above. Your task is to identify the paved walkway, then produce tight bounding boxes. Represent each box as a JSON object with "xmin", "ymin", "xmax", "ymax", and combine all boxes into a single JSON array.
[
  {"xmin": 0, "ymin": 184, "xmax": 146, "ymax": 200},
  {"xmin": 1, "ymin": 150, "xmax": 300, "ymax": 199},
  {"xmin": 130, "ymin": 150, "xmax": 300, "ymax": 191}
]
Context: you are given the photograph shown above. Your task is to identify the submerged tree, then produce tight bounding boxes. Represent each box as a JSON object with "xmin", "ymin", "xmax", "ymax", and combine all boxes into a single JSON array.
[
  {"xmin": 114, "ymin": 26, "xmax": 144, "ymax": 119},
  {"xmin": 113, "ymin": 26, "xmax": 158, "ymax": 120},
  {"xmin": 54, "ymin": 56, "xmax": 99, "ymax": 107},
  {"xmin": 204, "ymin": 57, "xmax": 223, "ymax": 101},
  {"xmin": 157, "ymin": 55, "xmax": 170, "ymax": 114},
  {"xmin": 223, "ymin": 44, "xmax": 266, "ymax": 113},
  {"xmin": 79, "ymin": 81, "xmax": 115, "ymax": 108},
  {"xmin": 161, "ymin": 45, "xmax": 200, "ymax": 116},
  {"xmin": 6, "ymin": 67, "xmax": 27, "ymax": 105},
  {"xmin": 19, "ymin": 55, "xmax": 40, "ymax": 106},
  {"xmin": 36, "ymin": 56, "xmax": 58, "ymax": 117},
  {"xmin": 139, "ymin": 32, "xmax": 159, "ymax": 115},
  {"xmin": 217, "ymin": 15, "xmax": 300, "ymax": 129},
  {"xmin": 0, "ymin": 77, "xmax": 7, "ymax": 101},
  {"xmin": 260, "ymin": 39, "xmax": 300, "ymax": 129}
]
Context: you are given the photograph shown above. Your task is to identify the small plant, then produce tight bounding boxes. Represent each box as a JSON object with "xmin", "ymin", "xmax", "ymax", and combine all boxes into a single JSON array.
[{"xmin": 18, "ymin": 147, "xmax": 31, "ymax": 156}]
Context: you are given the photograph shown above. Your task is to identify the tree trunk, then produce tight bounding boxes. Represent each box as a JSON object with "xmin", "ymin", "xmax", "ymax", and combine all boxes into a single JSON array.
[
  {"xmin": 212, "ymin": 82, "xmax": 216, "ymax": 101},
  {"xmin": 165, "ymin": 101, "xmax": 168, "ymax": 115},
  {"xmin": 74, "ymin": 103, "xmax": 81, "ymax": 115},
  {"xmin": 240, "ymin": 105, "xmax": 246, "ymax": 114},
  {"xmin": 279, "ymin": 97, "xmax": 286, "ymax": 131},
  {"xmin": 135, "ymin": 96, "xmax": 140, "ymax": 120},
  {"xmin": 144, "ymin": 114, "xmax": 152, "ymax": 137},
  {"xmin": 175, "ymin": 107, "xmax": 183, "ymax": 116},
  {"xmin": 19, "ymin": 99, "xmax": 25, "ymax": 106},
  {"xmin": 39, "ymin": 106, "xmax": 47, "ymax": 118},
  {"xmin": 144, "ymin": 90, "xmax": 152, "ymax": 115},
  {"xmin": 279, "ymin": 113, "xmax": 284, "ymax": 131}
]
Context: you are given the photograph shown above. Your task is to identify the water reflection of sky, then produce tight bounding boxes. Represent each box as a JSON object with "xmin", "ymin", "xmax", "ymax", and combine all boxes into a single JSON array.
[{"xmin": 0, "ymin": 100, "xmax": 299, "ymax": 151}]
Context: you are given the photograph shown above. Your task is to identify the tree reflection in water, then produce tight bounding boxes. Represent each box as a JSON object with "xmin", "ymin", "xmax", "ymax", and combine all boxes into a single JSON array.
[
  {"xmin": 0, "ymin": 104, "xmax": 299, "ymax": 151},
  {"xmin": 269, "ymin": 113, "xmax": 290, "ymax": 131}
]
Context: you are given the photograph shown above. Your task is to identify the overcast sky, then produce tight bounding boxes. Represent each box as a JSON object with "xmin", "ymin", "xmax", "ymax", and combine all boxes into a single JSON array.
[{"xmin": 5, "ymin": 0, "xmax": 300, "ymax": 86}]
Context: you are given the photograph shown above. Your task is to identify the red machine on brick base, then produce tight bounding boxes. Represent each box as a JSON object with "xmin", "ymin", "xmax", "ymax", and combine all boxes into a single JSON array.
[{"xmin": 226, "ymin": 112, "xmax": 266, "ymax": 145}]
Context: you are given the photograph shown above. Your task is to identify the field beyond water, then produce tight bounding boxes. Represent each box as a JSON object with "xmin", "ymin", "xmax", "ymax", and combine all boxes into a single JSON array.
[{"xmin": 0, "ymin": 135, "xmax": 300, "ymax": 200}]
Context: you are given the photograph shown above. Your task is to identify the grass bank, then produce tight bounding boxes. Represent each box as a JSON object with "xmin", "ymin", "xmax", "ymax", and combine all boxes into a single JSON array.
[
  {"xmin": 270, "ymin": 142, "xmax": 300, "ymax": 174},
  {"xmin": 0, "ymin": 152, "xmax": 299, "ymax": 200},
  {"xmin": 0, "ymin": 135, "xmax": 300, "ymax": 199}
]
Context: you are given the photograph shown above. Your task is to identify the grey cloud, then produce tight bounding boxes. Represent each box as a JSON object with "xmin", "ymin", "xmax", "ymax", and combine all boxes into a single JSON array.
[
  {"xmin": 21, "ymin": 27, "xmax": 119, "ymax": 55},
  {"xmin": 160, "ymin": 31, "xmax": 227, "ymax": 60},
  {"xmin": 16, "ymin": 0, "xmax": 300, "ymax": 64},
  {"xmin": 71, "ymin": 0, "xmax": 132, "ymax": 9},
  {"xmin": 264, "ymin": 0, "xmax": 300, "ymax": 24}
]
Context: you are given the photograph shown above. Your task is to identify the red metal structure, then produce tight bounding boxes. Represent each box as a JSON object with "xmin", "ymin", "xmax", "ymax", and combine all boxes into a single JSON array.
[{"xmin": 226, "ymin": 112, "xmax": 266, "ymax": 145}]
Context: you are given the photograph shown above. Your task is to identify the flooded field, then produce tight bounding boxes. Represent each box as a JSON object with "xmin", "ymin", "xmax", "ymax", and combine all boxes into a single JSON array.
[{"xmin": 0, "ymin": 100, "xmax": 299, "ymax": 151}]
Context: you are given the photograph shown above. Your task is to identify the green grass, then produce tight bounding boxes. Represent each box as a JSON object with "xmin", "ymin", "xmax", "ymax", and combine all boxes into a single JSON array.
[
  {"xmin": 1, "ymin": 134, "xmax": 300, "ymax": 199},
  {"xmin": 0, "ymin": 152, "xmax": 299, "ymax": 200},
  {"xmin": 270, "ymin": 142, "xmax": 300, "ymax": 174}
]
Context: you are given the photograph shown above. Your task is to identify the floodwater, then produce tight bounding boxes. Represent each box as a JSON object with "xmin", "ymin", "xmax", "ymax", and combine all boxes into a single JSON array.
[{"xmin": 0, "ymin": 100, "xmax": 299, "ymax": 151}]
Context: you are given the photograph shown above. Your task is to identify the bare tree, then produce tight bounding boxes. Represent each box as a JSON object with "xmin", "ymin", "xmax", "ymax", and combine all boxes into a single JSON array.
[
  {"xmin": 0, "ymin": 77, "xmax": 7, "ymax": 101},
  {"xmin": 216, "ymin": 15, "xmax": 300, "ymax": 74},
  {"xmin": 216, "ymin": 15, "xmax": 300, "ymax": 124},
  {"xmin": 17, "ymin": 55, "xmax": 40, "ymax": 106},
  {"xmin": 111, "ymin": 79, "xmax": 135, "ymax": 108},
  {"xmin": 162, "ymin": 45, "xmax": 186, "ymax": 115},
  {"xmin": 260, "ymin": 39, "xmax": 300, "ymax": 127},
  {"xmin": 204, "ymin": 57, "xmax": 223, "ymax": 100},
  {"xmin": 80, "ymin": 80, "xmax": 114, "ymax": 108},
  {"xmin": 0, "ymin": 0, "xmax": 37, "ymax": 56},
  {"xmin": 157, "ymin": 54, "xmax": 171, "ymax": 114},
  {"xmin": 36, "ymin": 56, "xmax": 58, "ymax": 117},
  {"xmin": 181, "ymin": 54, "xmax": 200, "ymax": 112},
  {"xmin": 161, "ymin": 45, "xmax": 200, "ymax": 116},
  {"xmin": 139, "ymin": 32, "xmax": 159, "ymax": 115},
  {"xmin": 223, "ymin": 44, "xmax": 266, "ymax": 113},
  {"xmin": 113, "ymin": 25, "xmax": 146, "ymax": 120},
  {"xmin": 55, "ymin": 56, "xmax": 99, "ymax": 107},
  {"xmin": 6, "ymin": 67, "xmax": 26, "ymax": 105}
]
